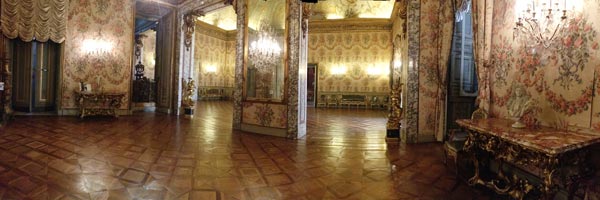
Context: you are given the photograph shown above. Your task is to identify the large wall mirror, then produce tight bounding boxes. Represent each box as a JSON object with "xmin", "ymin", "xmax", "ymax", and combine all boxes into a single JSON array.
[{"xmin": 244, "ymin": 0, "xmax": 286, "ymax": 102}]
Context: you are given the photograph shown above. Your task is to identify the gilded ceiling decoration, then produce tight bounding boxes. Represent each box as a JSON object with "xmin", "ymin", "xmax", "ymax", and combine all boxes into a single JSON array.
[
  {"xmin": 247, "ymin": 0, "xmax": 286, "ymax": 30},
  {"xmin": 197, "ymin": 6, "xmax": 237, "ymax": 30},
  {"xmin": 311, "ymin": 0, "xmax": 395, "ymax": 20}
]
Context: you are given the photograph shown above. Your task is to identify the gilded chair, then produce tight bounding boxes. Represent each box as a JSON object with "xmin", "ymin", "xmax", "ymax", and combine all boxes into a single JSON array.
[
  {"xmin": 326, "ymin": 95, "xmax": 338, "ymax": 108},
  {"xmin": 443, "ymin": 108, "xmax": 488, "ymax": 188},
  {"xmin": 317, "ymin": 95, "xmax": 327, "ymax": 108},
  {"xmin": 369, "ymin": 96, "xmax": 379, "ymax": 109}
]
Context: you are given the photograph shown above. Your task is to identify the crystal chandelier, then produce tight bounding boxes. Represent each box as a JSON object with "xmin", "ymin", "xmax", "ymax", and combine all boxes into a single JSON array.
[
  {"xmin": 248, "ymin": 21, "xmax": 282, "ymax": 72},
  {"xmin": 513, "ymin": 0, "xmax": 569, "ymax": 48}
]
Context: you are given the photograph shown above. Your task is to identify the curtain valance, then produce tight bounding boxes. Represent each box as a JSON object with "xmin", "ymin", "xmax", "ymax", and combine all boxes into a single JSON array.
[{"xmin": 1, "ymin": 0, "xmax": 68, "ymax": 43}]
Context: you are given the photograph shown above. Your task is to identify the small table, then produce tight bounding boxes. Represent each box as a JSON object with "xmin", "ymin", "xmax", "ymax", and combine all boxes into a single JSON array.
[
  {"xmin": 75, "ymin": 91, "xmax": 125, "ymax": 118},
  {"xmin": 456, "ymin": 118, "xmax": 600, "ymax": 199}
]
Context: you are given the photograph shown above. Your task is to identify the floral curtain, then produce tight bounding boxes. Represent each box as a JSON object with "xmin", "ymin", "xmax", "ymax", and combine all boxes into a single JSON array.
[
  {"xmin": 1, "ymin": 0, "xmax": 68, "ymax": 43},
  {"xmin": 433, "ymin": 0, "xmax": 464, "ymax": 141},
  {"xmin": 471, "ymin": 0, "xmax": 493, "ymax": 112}
]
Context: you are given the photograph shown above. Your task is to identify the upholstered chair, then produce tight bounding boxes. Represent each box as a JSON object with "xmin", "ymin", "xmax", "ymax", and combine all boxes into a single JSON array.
[
  {"xmin": 326, "ymin": 95, "xmax": 338, "ymax": 108},
  {"xmin": 369, "ymin": 96, "xmax": 379, "ymax": 109}
]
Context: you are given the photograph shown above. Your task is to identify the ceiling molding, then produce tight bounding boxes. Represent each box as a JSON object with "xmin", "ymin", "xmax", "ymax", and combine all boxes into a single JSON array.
[
  {"xmin": 196, "ymin": 20, "xmax": 236, "ymax": 41},
  {"xmin": 308, "ymin": 19, "xmax": 392, "ymax": 33},
  {"xmin": 178, "ymin": 0, "xmax": 229, "ymax": 16}
]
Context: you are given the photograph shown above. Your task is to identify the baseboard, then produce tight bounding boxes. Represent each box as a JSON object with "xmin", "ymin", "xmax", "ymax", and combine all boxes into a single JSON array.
[
  {"xmin": 418, "ymin": 134, "xmax": 436, "ymax": 143},
  {"xmin": 156, "ymin": 107, "xmax": 171, "ymax": 114},
  {"xmin": 241, "ymin": 123, "xmax": 287, "ymax": 137}
]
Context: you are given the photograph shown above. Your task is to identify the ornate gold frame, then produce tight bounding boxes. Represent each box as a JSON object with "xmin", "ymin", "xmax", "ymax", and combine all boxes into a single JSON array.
[{"xmin": 242, "ymin": 0, "xmax": 289, "ymax": 104}]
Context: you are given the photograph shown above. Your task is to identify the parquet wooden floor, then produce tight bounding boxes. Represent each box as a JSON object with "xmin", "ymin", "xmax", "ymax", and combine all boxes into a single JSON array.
[{"xmin": 0, "ymin": 101, "xmax": 490, "ymax": 199}]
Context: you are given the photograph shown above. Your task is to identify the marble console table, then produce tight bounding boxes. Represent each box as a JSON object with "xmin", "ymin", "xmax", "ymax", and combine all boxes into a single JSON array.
[
  {"xmin": 75, "ymin": 91, "xmax": 125, "ymax": 118},
  {"xmin": 456, "ymin": 118, "xmax": 600, "ymax": 200}
]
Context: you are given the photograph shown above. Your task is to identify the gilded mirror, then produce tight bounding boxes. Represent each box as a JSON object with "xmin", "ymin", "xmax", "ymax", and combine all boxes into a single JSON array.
[{"xmin": 244, "ymin": 0, "xmax": 286, "ymax": 102}]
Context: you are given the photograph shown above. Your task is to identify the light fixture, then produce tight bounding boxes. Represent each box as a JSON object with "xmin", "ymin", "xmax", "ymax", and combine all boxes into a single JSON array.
[
  {"xmin": 205, "ymin": 64, "xmax": 217, "ymax": 73},
  {"xmin": 513, "ymin": 0, "xmax": 570, "ymax": 48},
  {"xmin": 330, "ymin": 65, "xmax": 347, "ymax": 78},
  {"xmin": 82, "ymin": 39, "xmax": 113, "ymax": 56},
  {"xmin": 366, "ymin": 64, "xmax": 390, "ymax": 79},
  {"xmin": 248, "ymin": 20, "xmax": 282, "ymax": 72}
]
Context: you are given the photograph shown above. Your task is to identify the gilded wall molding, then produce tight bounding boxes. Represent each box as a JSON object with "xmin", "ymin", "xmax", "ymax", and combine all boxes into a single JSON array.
[{"xmin": 308, "ymin": 19, "xmax": 392, "ymax": 33}]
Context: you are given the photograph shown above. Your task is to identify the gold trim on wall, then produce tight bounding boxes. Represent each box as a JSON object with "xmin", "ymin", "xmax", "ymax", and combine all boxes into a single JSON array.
[{"xmin": 309, "ymin": 18, "xmax": 392, "ymax": 33}]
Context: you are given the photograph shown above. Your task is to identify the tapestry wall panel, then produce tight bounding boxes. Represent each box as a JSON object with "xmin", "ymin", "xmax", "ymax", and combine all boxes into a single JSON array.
[
  {"xmin": 308, "ymin": 31, "xmax": 392, "ymax": 94},
  {"xmin": 242, "ymin": 102, "xmax": 287, "ymax": 129},
  {"xmin": 488, "ymin": 0, "xmax": 600, "ymax": 130},
  {"xmin": 62, "ymin": 0, "xmax": 135, "ymax": 109}
]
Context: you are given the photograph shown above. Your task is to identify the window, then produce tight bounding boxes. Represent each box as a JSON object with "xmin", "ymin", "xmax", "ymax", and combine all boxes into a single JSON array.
[{"xmin": 450, "ymin": 6, "xmax": 478, "ymax": 96}]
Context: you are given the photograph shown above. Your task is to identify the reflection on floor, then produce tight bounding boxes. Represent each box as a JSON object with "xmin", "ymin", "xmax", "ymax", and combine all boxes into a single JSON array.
[{"xmin": 0, "ymin": 101, "xmax": 491, "ymax": 199}]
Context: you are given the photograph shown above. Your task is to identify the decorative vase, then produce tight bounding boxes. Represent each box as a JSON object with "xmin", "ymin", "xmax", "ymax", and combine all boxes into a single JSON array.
[{"xmin": 512, "ymin": 117, "xmax": 526, "ymax": 129}]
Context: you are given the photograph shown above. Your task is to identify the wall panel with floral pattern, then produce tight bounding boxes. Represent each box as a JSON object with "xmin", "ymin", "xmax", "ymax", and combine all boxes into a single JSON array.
[
  {"xmin": 308, "ymin": 31, "xmax": 392, "ymax": 94},
  {"xmin": 194, "ymin": 28, "xmax": 236, "ymax": 88},
  {"xmin": 242, "ymin": 102, "xmax": 287, "ymax": 129},
  {"xmin": 488, "ymin": 0, "xmax": 600, "ymax": 131},
  {"xmin": 61, "ymin": 0, "xmax": 134, "ymax": 109}
]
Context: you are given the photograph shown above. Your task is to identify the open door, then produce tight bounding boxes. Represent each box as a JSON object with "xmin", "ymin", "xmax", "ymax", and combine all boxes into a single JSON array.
[
  {"xmin": 12, "ymin": 40, "xmax": 59, "ymax": 112},
  {"xmin": 307, "ymin": 64, "xmax": 317, "ymax": 107}
]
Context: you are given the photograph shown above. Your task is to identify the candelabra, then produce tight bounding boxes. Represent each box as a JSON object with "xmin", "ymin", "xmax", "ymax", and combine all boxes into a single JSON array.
[
  {"xmin": 248, "ymin": 21, "xmax": 282, "ymax": 72},
  {"xmin": 513, "ymin": 0, "xmax": 569, "ymax": 48}
]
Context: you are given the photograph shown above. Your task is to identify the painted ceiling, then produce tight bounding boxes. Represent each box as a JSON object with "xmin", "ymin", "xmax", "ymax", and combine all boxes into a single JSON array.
[
  {"xmin": 311, "ymin": 0, "xmax": 395, "ymax": 20},
  {"xmin": 195, "ymin": 0, "xmax": 395, "ymax": 31},
  {"xmin": 197, "ymin": 6, "xmax": 237, "ymax": 31}
]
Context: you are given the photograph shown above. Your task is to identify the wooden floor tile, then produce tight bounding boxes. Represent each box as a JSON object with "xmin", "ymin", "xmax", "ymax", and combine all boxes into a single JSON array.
[{"xmin": 0, "ymin": 101, "xmax": 490, "ymax": 199}]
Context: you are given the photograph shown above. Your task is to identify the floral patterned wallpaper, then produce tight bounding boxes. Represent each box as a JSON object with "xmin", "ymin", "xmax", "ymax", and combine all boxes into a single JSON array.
[
  {"xmin": 488, "ymin": 0, "xmax": 600, "ymax": 131},
  {"xmin": 418, "ymin": 0, "xmax": 454, "ymax": 142},
  {"xmin": 308, "ymin": 31, "xmax": 392, "ymax": 94},
  {"xmin": 242, "ymin": 102, "xmax": 287, "ymax": 129},
  {"xmin": 194, "ymin": 30, "xmax": 235, "ymax": 88},
  {"xmin": 62, "ymin": 0, "xmax": 134, "ymax": 109}
]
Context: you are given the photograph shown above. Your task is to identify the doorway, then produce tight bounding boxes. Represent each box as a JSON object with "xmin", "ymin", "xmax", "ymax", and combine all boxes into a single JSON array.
[
  {"xmin": 132, "ymin": 18, "xmax": 158, "ymax": 112},
  {"xmin": 307, "ymin": 63, "xmax": 317, "ymax": 107},
  {"xmin": 11, "ymin": 40, "xmax": 60, "ymax": 113}
]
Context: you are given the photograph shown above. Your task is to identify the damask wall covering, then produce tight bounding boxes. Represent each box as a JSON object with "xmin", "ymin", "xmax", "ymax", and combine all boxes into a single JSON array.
[
  {"xmin": 307, "ymin": 24, "xmax": 392, "ymax": 95},
  {"xmin": 485, "ymin": 1, "xmax": 600, "ymax": 196},
  {"xmin": 398, "ymin": 0, "xmax": 454, "ymax": 143},
  {"xmin": 487, "ymin": 0, "xmax": 600, "ymax": 131},
  {"xmin": 417, "ymin": 0, "xmax": 454, "ymax": 142},
  {"xmin": 193, "ymin": 22, "xmax": 236, "ymax": 89},
  {"xmin": 62, "ymin": 0, "xmax": 134, "ymax": 110}
]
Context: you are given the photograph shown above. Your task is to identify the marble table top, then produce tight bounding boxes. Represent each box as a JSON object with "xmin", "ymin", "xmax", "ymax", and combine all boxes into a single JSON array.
[{"xmin": 456, "ymin": 118, "xmax": 600, "ymax": 156}]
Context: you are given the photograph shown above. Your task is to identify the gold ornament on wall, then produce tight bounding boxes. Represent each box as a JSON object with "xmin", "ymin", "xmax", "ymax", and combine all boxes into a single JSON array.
[
  {"xmin": 386, "ymin": 82, "xmax": 403, "ymax": 130},
  {"xmin": 183, "ymin": 78, "xmax": 196, "ymax": 108}
]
